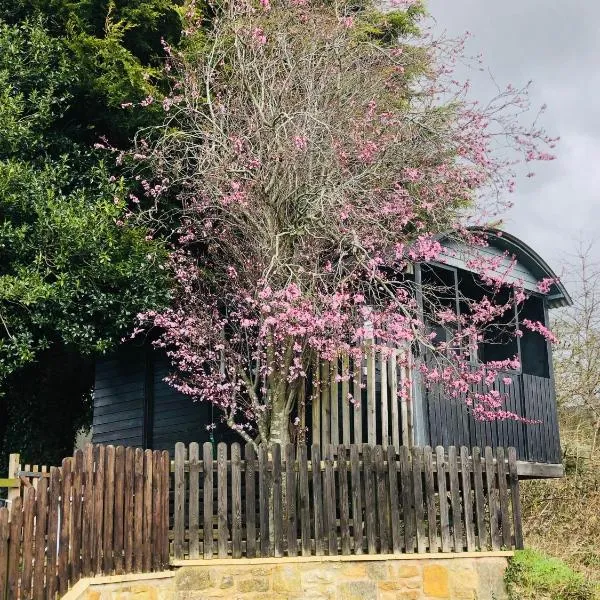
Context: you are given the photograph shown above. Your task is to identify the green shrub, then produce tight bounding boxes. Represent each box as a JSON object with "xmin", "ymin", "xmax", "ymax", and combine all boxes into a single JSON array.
[{"xmin": 505, "ymin": 549, "xmax": 598, "ymax": 600}]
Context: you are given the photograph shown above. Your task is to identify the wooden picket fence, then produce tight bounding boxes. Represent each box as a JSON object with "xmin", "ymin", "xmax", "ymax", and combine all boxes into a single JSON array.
[
  {"xmin": 0, "ymin": 445, "xmax": 170, "ymax": 599},
  {"xmin": 171, "ymin": 442, "xmax": 523, "ymax": 560}
]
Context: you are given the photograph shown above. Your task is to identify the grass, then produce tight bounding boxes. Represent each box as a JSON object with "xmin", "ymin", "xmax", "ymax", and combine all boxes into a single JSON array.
[{"xmin": 505, "ymin": 549, "xmax": 599, "ymax": 600}]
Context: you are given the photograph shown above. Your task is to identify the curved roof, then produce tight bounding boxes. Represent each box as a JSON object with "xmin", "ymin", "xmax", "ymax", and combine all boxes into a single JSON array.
[{"xmin": 438, "ymin": 227, "xmax": 572, "ymax": 309}]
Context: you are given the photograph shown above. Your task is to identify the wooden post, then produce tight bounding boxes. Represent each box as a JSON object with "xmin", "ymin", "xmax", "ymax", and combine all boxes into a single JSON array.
[{"xmin": 7, "ymin": 453, "xmax": 20, "ymax": 510}]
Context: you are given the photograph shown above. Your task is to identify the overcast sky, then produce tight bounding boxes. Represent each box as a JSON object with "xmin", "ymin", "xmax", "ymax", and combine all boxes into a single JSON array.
[{"xmin": 427, "ymin": 0, "xmax": 600, "ymax": 276}]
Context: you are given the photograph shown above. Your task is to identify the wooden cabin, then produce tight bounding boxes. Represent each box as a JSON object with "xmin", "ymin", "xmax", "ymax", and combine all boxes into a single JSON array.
[{"xmin": 92, "ymin": 229, "xmax": 571, "ymax": 477}]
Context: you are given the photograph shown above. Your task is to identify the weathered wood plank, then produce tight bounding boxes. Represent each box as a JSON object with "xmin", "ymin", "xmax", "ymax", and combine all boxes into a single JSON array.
[
  {"xmin": 46, "ymin": 467, "xmax": 61, "ymax": 599},
  {"xmin": 174, "ymin": 442, "xmax": 186, "ymax": 560},
  {"xmin": 496, "ymin": 447, "xmax": 512, "ymax": 549},
  {"xmin": 21, "ymin": 486, "xmax": 36, "ymax": 596},
  {"xmin": 312, "ymin": 362, "xmax": 321, "ymax": 446},
  {"xmin": 298, "ymin": 444, "xmax": 311, "ymax": 556},
  {"xmin": 366, "ymin": 342, "xmax": 376, "ymax": 445},
  {"xmin": 337, "ymin": 445, "xmax": 351, "ymax": 556},
  {"xmin": 311, "ymin": 444, "xmax": 324, "ymax": 556},
  {"xmin": 350, "ymin": 444, "xmax": 363, "ymax": 554},
  {"xmin": 412, "ymin": 447, "xmax": 426, "ymax": 554},
  {"xmin": 245, "ymin": 444, "xmax": 257, "ymax": 558},
  {"xmin": 374, "ymin": 445, "xmax": 389, "ymax": 554},
  {"xmin": 7, "ymin": 496, "xmax": 22, "ymax": 599},
  {"xmin": 285, "ymin": 444, "xmax": 298, "ymax": 557},
  {"xmin": 59, "ymin": 457, "xmax": 72, "ymax": 592},
  {"xmin": 133, "ymin": 448, "xmax": 144, "ymax": 572},
  {"xmin": 93, "ymin": 445, "xmax": 105, "ymax": 574},
  {"xmin": 342, "ymin": 354, "xmax": 351, "ymax": 446},
  {"xmin": 435, "ymin": 446, "xmax": 451, "ymax": 553},
  {"xmin": 33, "ymin": 478, "xmax": 48, "ymax": 599},
  {"xmin": 448, "ymin": 446, "xmax": 463, "ymax": 553},
  {"xmin": 324, "ymin": 445, "xmax": 337, "ymax": 556},
  {"xmin": 331, "ymin": 360, "xmax": 339, "ymax": 446},
  {"xmin": 152, "ymin": 450, "xmax": 163, "ymax": 571},
  {"xmin": 400, "ymin": 446, "xmax": 415, "ymax": 553},
  {"xmin": 258, "ymin": 444, "xmax": 270, "ymax": 558},
  {"xmin": 380, "ymin": 352, "xmax": 389, "ymax": 449},
  {"xmin": 508, "ymin": 447, "xmax": 524, "ymax": 549},
  {"xmin": 217, "ymin": 443, "xmax": 228, "ymax": 558},
  {"xmin": 71, "ymin": 450, "xmax": 84, "ymax": 583},
  {"xmin": 81, "ymin": 445, "xmax": 94, "ymax": 578},
  {"xmin": 124, "ymin": 446, "xmax": 135, "ymax": 573},
  {"xmin": 231, "ymin": 443, "xmax": 242, "ymax": 559},
  {"xmin": 386, "ymin": 445, "xmax": 402, "ymax": 554},
  {"xmin": 321, "ymin": 360, "xmax": 331, "ymax": 446},
  {"xmin": 188, "ymin": 442, "xmax": 200, "ymax": 559},
  {"xmin": 272, "ymin": 444, "xmax": 283, "ymax": 557},
  {"xmin": 0, "ymin": 508, "xmax": 9, "ymax": 599},
  {"xmin": 389, "ymin": 352, "xmax": 400, "ymax": 452},
  {"xmin": 363, "ymin": 444, "xmax": 377, "ymax": 554},
  {"xmin": 113, "ymin": 446, "xmax": 125, "ymax": 574},
  {"xmin": 203, "ymin": 443, "xmax": 214, "ymax": 559},
  {"xmin": 353, "ymin": 361, "xmax": 363, "ymax": 445},
  {"xmin": 423, "ymin": 446, "xmax": 438, "ymax": 553},
  {"xmin": 485, "ymin": 446, "xmax": 501, "ymax": 551},
  {"xmin": 472, "ymin": 447, "xmax": 487, "ymax": 551},
  {"xmin": 142, "ymin": 449, "xmax": 153, "ymax": 572},
  {"xmin": 460, "ymin": 446, "xmax": 476, "ymax": 552}
]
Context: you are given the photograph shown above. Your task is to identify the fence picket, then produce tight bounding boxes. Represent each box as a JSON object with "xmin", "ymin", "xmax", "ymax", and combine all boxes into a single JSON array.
[
  {"xmin": 412, "ymin": 447, "xmax": 426, "ymax": 554},
  {"xmin": 174, "ymin": 442, "xmax": 186, "ymax": 560},
  {"xmin": 460, "ymin": 446, "xmax": 476, "ymax": 552},
  {"xmin": 472, "ymin": 447, "xmax": 487, "ymax": 551},
  {"xmin": 485, "ymin": 446, "xmax": 501, "ymax": 551},
  {"xmin": 298, "ymin": 444, "xmax": 311, "ymax": 556},
  {"xmin": 21, "ymin": 485, "xmax": 35, "ymax": 597},
  {"xmin": 435, "ymin": 446, "xmax": 451, "ymax": 553},
  {"xmin": 142, "ymin": 449, "xmax": 153, "ymax": 572},
  {"xmin": 133, "ymin": 448, "xmax": 144, "ymax": 571},
  {"xmin": 448, "ymin": 447, "xmax": 463, "ymax": 553},
  {"xmin": 0, "ymin": 508, "xmax": 8, "ymax": 598},
  {"xmin": 245, "ymin": 443, "xmax": 256, "ymax": 558},
  {"xmin": 508, "ymin": 447, "xmax": 524, "ymax": 549},
  {"xmin": 113, "ymin": 446, "xmax": 125, "ymax": 574},
  {"xmin": 33, "ymin": 478, "xmax": 48, "ymax": 600},
  {"xmin": 203, "ymin": 442, "xmax": 214, "ymax": 559},
  {"xmin": 59, "ymin": 457, "xmax": 72, "ymax": 592},
  {"xmin": 218, "ymin": 442, "xmax": 229, "ymax": 558},
  {"xmin": 71, "ymin": 450, "xmax": 84, "ymax": 582},
  {"xmin": 324, "ymin": 445, "xmax": 337, "ymax": 556},
  {"xmin": 124, "ymin": 447, "xmax": 135, "ymax": 573},
  {"xmin": 496, "ymin": 447, "xmax": 512, "ymax": 549},
  {"xmin": 232, "ymin": 443, "xmax": 242, "ymax": 559},
  {"xmin": 7, "ymin": 496, "xmax": 22, "ymax": 599},
  {"xmin": 400, "ymin": 446, "xmax": 415, "ymax": 553},
  {"xmin": 423, "ymin": 446, "xmax": 438, "ymax": 553},
  {"xmin": 272, "ymin": 444, "xmax": 283, "ymax": 557},
  {"xmin": 285, "ymin": 444, "xmax": 298, "ymax": 557},
  {"xmin": 103, "ymin": 447, "xmax": 116, "ymax": 574},
  {"xmin": 93, "ymin": 445, "xmax": 105, "ymax": 574},
  {"xmin": 387, "ymin": 445, "xmax": 402, "ymax": 554},
  {"xmin": 374, "ymin": 445, "xmax": 389, "ymax": 554},
  {"xmin": 258, "ymin": 444, "xmax": 270, "ymax": 557},
  {"xmin": 350, "ymin": 444, "xmax": 363, "ymax": 554},
  {"xmin": 337, "ymin": 445, "xmax": 351, "ymax": 556},
  {"xmin": 311, "ymin": 444, "xmax": 324, "ymax": 556},
  {"xmin": 82, "ymin": 445, "xmax": 94, "ymax": 577},
  {"xmin": 363, "ymin": 444, "xmax": 377, "ymax": 554}
]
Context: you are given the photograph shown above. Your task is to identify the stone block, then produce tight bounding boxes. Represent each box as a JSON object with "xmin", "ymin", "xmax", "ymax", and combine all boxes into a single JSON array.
[
  {"xmin": 175, "ymin": 568, "xmax": 213, "ymax": 591},
  {"xmin": 380, "ymin": 591, "xmax": 421, "ymax": 600},
  {"xmin": 340, "ymin": 563, "xmax": 368, "ymax": 579},
  {"xmin": 422, "ymin": 564, "xmax": 449, "ymax": 598},
  {"xmin": 273, "ymin": 565, "xmax": 302, "ymax": 592},
  {"xmin": 336, "ymin": 581, "xmax": 377, "ymax": 600},
  {"xmin": 449, "ymin": 567, "xmax": 478, "ymax": 600},
  {"xmin": 366, "ymin": 562, "xmax": 388, "ymax": 581},
  {"xmin": 219, "ymin": 575, "xmax": 234, "ymax": 589},
  {"xmin": 236, "ymin": 577, "xmax": 270, "ymax": 593}
]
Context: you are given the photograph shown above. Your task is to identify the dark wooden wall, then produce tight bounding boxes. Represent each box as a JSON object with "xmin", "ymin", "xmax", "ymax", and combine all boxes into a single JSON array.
[{"xmin": 92, "ymin": 344, "xmax": 237, "ymax": 452}]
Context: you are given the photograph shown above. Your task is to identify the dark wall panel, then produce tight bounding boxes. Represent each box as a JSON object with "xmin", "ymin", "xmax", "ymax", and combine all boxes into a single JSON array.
[{"xmin": 92, "ymin": 345, "xmax": 146, "ymax": 447}]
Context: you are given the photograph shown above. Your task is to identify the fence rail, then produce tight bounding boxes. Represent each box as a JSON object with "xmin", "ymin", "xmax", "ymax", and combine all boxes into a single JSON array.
[
  {"xmin": 172, "ymin": 442, "xmax": 523, "ymax": 560},
  {"xmin": 0, "ymin": 445, "xmax": 170, "ymax": 599}
]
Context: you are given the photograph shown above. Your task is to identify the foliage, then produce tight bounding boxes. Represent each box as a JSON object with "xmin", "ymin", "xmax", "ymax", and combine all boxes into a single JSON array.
[
  {"xmin": 136, "ymin": 0, "xmax": 557, "ymax": 446},
  {"xmin": 520, "ymin": 242, "xmax": 600, "ymax": 585},
  {"xmin": 505, "ymin": 550, "xmax": 598, "ymax": 600},
  {"xmin": 0, "ymin": 2, "xmax": 183, "ymax": 460}
]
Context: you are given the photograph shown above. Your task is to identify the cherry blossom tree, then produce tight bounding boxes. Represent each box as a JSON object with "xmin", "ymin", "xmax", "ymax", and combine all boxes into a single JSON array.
[{"xmin": 133, "ymin": 0, "xmax": 558, "ymax": 447}]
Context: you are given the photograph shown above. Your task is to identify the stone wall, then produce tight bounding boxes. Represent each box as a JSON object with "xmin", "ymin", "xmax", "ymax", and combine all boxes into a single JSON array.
[{"xmin": 69, "ymin": 554, "xmax": 510, "ymax": 600}]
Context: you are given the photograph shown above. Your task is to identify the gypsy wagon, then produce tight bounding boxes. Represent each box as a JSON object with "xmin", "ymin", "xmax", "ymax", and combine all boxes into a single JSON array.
[{"xmin": 92, "ymin": 228, "xmax": 570, "ymax": 478}]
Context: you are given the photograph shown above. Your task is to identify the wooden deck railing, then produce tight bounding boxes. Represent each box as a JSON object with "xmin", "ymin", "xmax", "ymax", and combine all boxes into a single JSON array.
[
  {"xmin": 0, "ymin": 445, "xmax": 170, "ymax": 599},
  {"xmin": 171, "ymin": 442, "xmax": 523, "ymax": 560}
]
